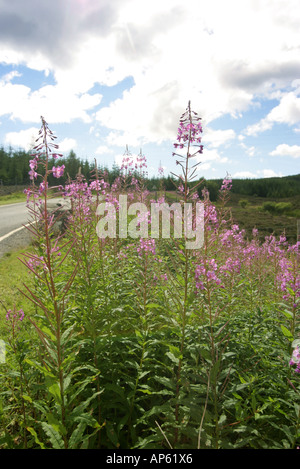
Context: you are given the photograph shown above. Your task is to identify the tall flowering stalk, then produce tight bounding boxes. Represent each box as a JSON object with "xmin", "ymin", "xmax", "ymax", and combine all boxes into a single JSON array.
[
  {"xmin": 19, "ymin": 117, "xmax": 102, "ymax": 448},
  {"xmin": 193, "ymin": 180, "xmax": 234, "ymax": 448},
  {"xmin": 21, "ymin": 118, "xmax": 68, "ymax": 447},
  {"xmin": 169, "ymin": 101, "xmax": 204, "ymax": 445},
  {"xmin": 172, "ymin": 101, "xmax": 203, "ymax": 202},
  {"xmin": 64, "ymin": 173, "xmax": 108, "ymax": 447}
]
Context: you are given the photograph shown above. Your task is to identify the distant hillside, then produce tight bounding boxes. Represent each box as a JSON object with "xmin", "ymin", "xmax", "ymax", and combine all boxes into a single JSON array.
[
  {"xmin": 229, "ymin": 174, "xmax": 300, "ymax": 198},
  {"xmin": 1, "ymin": 145, "xmax": 299, "ymax": 199},
  {"xmin": 195, "ymin": 174, "xmax": 300, "ymax": 201},
  {"xmin": 224, "ymin": 192, "xmax": 300, "ymax": 244}
]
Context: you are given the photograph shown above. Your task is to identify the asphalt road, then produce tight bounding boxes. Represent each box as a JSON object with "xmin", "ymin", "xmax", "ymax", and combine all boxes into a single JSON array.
[
  {"xmin": 0, "ymin": 202, "xmax": 31, "ymax": 240},
  {"xmin": 0, "ymin": 198, "xmax": 71, "ymax": 258},
  {"xmin": 0, "ymin": 198, "xmax": 72, "ymax": 240},
  {"xmin": 0, "ymin": 201, "xmax": 34, "ymax": 258}
]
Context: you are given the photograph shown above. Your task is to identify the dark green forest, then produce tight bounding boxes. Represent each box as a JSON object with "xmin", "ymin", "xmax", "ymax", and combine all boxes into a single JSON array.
[{"xmin": 0, "ymin": 145, "xmax": 299, "ymax": 198}]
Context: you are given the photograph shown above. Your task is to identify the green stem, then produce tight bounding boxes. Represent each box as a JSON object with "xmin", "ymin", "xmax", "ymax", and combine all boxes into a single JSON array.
[
  {"xmin": 174, "ymin": 102, "xmax": 193, "ymax": 446},
  {"xmin": 42, "ymin": 119, "xmax": 68, "ymax": 449}
]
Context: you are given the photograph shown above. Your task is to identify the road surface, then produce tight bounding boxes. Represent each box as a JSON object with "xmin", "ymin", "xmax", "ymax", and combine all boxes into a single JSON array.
[
  {"xmin": 0, "ymin": 202, "xmax": 31, "ymax": 240},
  {"xmin": 0, "ymin": 198, "xmax": 70, "ymax": 258}
]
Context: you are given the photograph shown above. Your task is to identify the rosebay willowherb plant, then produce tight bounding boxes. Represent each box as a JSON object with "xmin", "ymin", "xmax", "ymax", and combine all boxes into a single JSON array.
[
  {"xmin": 0, "ymin": 106, "xmax": 299, "ymax": 450},
  {"xmin": 18, "ymin": 117, "xmax": 102, "ymax": 448},
  {"xmin": 132, "ymin": 101, "xmax": 210, "ymax": 446}
]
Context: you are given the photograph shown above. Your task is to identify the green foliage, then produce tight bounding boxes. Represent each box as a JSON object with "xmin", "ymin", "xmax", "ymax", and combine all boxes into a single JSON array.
[
  {"xmin": 229, "ymin": 174, "xmax": 300, "ymax": 198},
  {"xmin": 1, "ymin": 189, "xmax": 299, "ymax": 449},
  {"xmin": 262, "ymin": 201, "xmax": 293, "ymax": 215},
  {"xmin": 0, "ymin": 146, "xmax": 95, "ymax": 186},
  {"xmin": 1, "ymin": 143, "xmax": 300, "ymax": 200},
  {"xmin": 238, "ymin": 199, "xmax": 249, "ymax": 209},
  {"xmin": 0, "ymin": 115, "xmax": 299, "ymax": 450}
]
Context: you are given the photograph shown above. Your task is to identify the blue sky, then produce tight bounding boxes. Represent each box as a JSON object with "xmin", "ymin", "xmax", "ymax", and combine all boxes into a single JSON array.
[{"xmin": 0, "ymin": 0, "xmax": 299, "ymax": 180}]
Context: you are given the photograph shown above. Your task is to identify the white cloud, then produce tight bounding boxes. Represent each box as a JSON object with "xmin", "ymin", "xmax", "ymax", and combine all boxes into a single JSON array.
[
  {"xmin": 192, "ymin": 148, "xmax": 229, "ymax": 176},
  {"xmin": 92, "ymin": 0, "xmax": 300, "ymax": 145},
  {"xmin": 95, "ymin": 145, "xmax": 113, "ymax": 155},
  {"xmin": 244, "ymin": 87, "xmax": 300, "ymax": 136},
  {"xmin": 203, "ymin": 148, "xmax": 228, "ymax": 164},
  {"xmin": 270, "ymin": 144, "xmax": 300, "ymax": 158},
  {"xmin": 258, "ymin": 169, "xmax": 282, "ymax": 178},
  {"xmin": 246, "ymin": 146, "xmax": 256, "ymax": 157},
  {"xmin": 244, "ymin": 118, "xmax": 274, "ymax": 137},
  {"xmin": 0, "ymin": 0, "xmax": 300, "ymax": 182},
  {"xmin": 0, "ymin": 81, "xmax": 102, "ymax": 123},
  {"xmin": 0, "ymin": 0, "xmax": 123, "ymax": 71},
  {"xmin": 5, "ymin": 127, "xmax": 39, "ymax": 150},
  {"xmin": 1, "ymin": 0, "xmax": 295, "ymax": 144},
  {"xmin": 4, "ymin": 129, "xmax": 77, "ymax": 153},
  {"xmin": 4, "ymin": 127, "xmax": 77, "ymax": 153},
  {"xmin": 239, "ymin": 142, "xmax": 256, "ymax": 157},
  {"xmin": 233, "ymin": 169, "xmax": 282, "ymax": 178},
  {"xmin": 58, "ymin": 138, "xmax": 77, "ymax": 153},
  {"xmin": 0, "ymin": 70, "xmax": 22, "ymax": 83},
  {"xmin": 267, "ymin": 92, "xmax": 300, "ymax": 125},
  {"xmin": 233, "ymin": 171, "xmax": 257, "ymax": 178},
  {"xmin": 202, "ymin": 128, "xmax": 236, "ymax": 148},
  {"xmin": 198, "ymin": 163, "xmax": 212, "ymax": 172}
]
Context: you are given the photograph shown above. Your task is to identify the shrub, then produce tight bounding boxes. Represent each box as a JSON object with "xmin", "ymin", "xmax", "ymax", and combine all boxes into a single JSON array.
[
  {"xmin": 262, "ymin": 201, "xmax": 277, "ymax": 213},
  {"xmin": 274, "ymin": 202, "xmax": 293, "ymax": 214},
  {"xmin": 239, "ymin": 199, "xmax": 249, "ymax": 208},
  {"xmin": 263, "ymin": 201, "xmax": 293, "ymax": 215}
]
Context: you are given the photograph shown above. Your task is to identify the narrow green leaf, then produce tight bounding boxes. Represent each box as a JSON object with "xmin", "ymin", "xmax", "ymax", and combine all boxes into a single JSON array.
[
  {"xmin": 166, "ymin": 351, "xmax": 179, "ymax": 365},
  {"xmin": 218, "ymin": 414, "xmax": 227, "ymax": 425},
  {"xmin": 26, "ymin": 426, "xmax": 45, "ymax": 449},
  {"xmin": 280, "ymin": 325, "xmax": 293, "ymax": 340},
  {"xmin": 41, "ymin": 326, "xmax": 56, "ymax": 341},
  {"xmin": 145, "ymin": 303, "xmax": 163, "ymax": 311},
  {"xmin": 73, "ymin": 413, "xmax": 100, "ymax": 429},
  {"xmin": 41, "ymin": 422, "xmax": 65, "ymax": 449},
  {"xmin": 25, "ymin": 359, "xmax": 55, "ymax": 378},
  {"xmin": 48, "ymin": 382, "xmax": 62, "ymax": 404},
  {"xmin": 61, "ymin": 324, "xmax": 76, "ymax": 345},
  {"xmin": 105, "ymin": 421, "xmax": 119, "ymax": 447},
  {"xmin": 68, "ymin": 422, "xmax": 87, "ymax": 449},
  {"xmin": 21, "ymin": 394, "xmax": 33, "ymax": 403}
]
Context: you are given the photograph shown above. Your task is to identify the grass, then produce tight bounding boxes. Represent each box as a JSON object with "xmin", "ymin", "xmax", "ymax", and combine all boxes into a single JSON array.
[
  {"xmin": 165, "ymin": 190, "xmax": 300, "ymax": 243},
  {"xmin": 227, "ymin": 193, "xmax": 300, "ymax": 243},
  {"xmin": 0, "ymin": 192, "xmax": 27, "ymax": 206},
  {"xmin": 0, "ymin": 248, "xmax": 32, "ymax": 331}
]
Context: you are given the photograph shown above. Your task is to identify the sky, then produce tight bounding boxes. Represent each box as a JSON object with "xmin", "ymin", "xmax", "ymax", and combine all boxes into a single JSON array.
[{"xmin": 0, "ymin": 0, "xmax": 300, "ymax": 180}]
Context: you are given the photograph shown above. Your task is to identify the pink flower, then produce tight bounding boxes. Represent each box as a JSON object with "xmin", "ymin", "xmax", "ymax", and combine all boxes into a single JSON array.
[
  {"xmin": 290, "ymin": 345, "xmax": 300, "ymax": 373},
  {"xmin": 195, "ymin": 259, "xmax": 223, "ymax": 290},
  {"xmin": 52, "ymin": 165, "xmax": 65, "ymax": 178},
  {"xmin": 220, "ymin": 177, "xmax": 232, "ymax": 191},
  {"xmin": 29, "ymin": 158, "xmax": 38, "ymax": 170},
  {"xmin": 29, "ymin": 169, "xmax": 38, "ymax": 180},
  {"xmin": 39, "ymin": 181, "xmax": 48, "ymax": 193},
  {"xmin": 136, "ymin": 238, "xmax": 156, "ymax": 256},
  {"xmin": 6, "ymin": 308, "xmax": 24, "ymax": 322}
]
